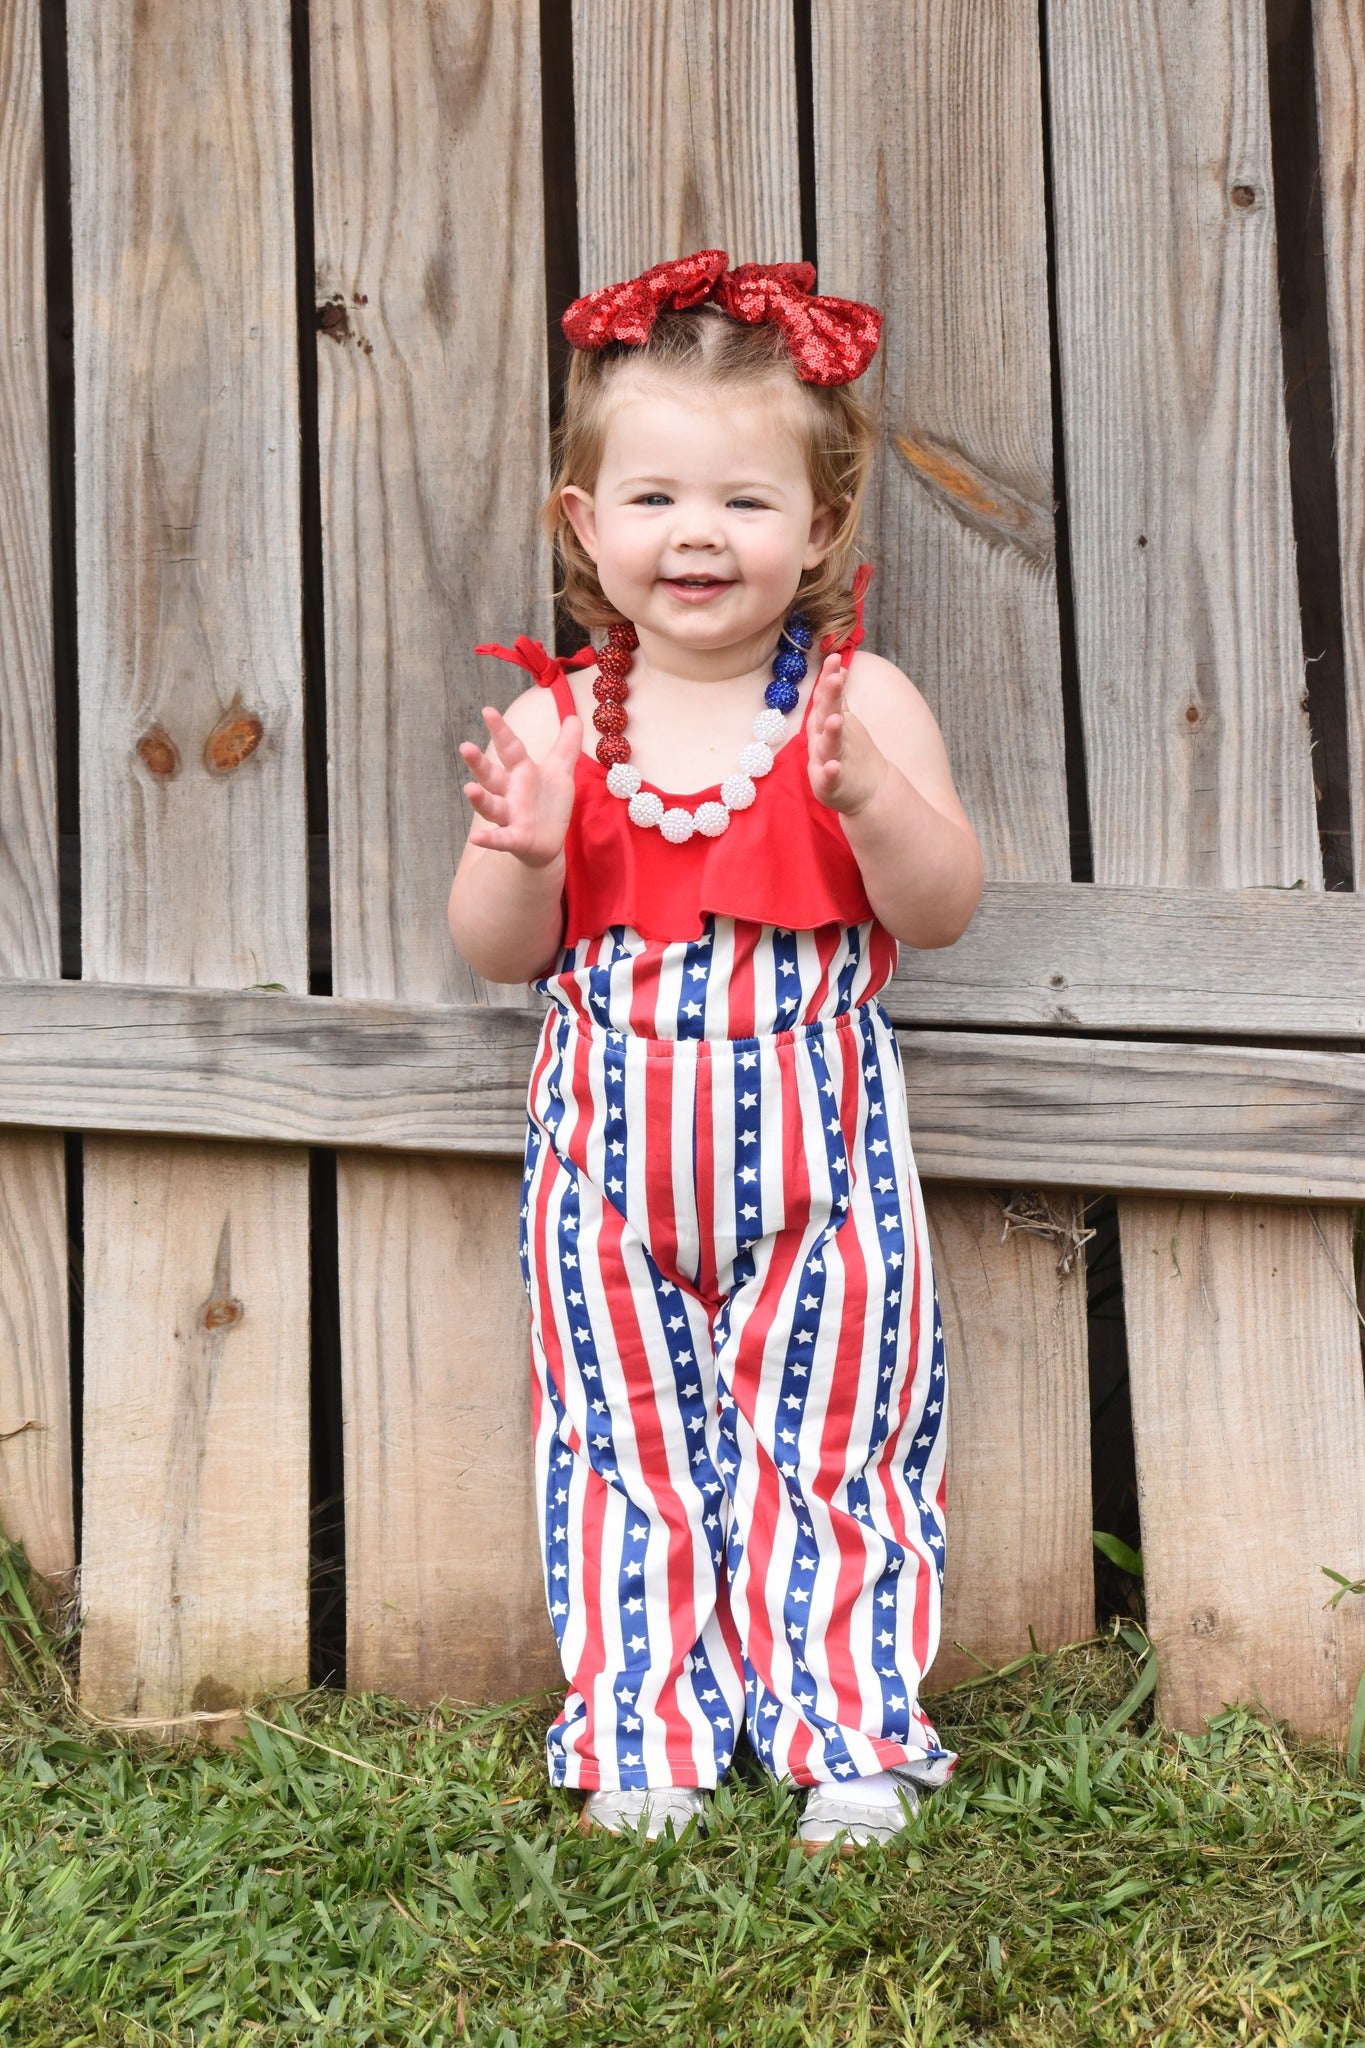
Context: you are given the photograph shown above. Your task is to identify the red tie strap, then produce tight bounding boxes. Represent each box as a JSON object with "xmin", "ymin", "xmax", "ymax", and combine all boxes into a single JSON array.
[
  {"xmin": 562, "ymin": 250, "xmax": 881, "ymax": 388},
  {"xmin": 474, "ymin": 637, "xmax": 597, "ymax": 687}
]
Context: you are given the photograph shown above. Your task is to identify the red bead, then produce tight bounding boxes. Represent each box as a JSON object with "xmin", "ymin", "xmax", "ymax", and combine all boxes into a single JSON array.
[
  {"xmin": 594, "ymin": 702, "xmax": 627, "ymax": 736},
  {"xmin": 596, "ymin": 651, "xmax": 630, "ymax": 680},
  {"xmin": 593, "ymin": 675, "xmax": 628, "ymax": 703},
  {"xmin": 595, "ymin": 734, "xmax": 631, "ymax": 767}
]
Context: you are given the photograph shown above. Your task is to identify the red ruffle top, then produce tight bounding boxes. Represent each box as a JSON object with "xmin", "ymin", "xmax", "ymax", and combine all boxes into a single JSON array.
[{"xmin": 475, "ymin": 572, "xmax": 877, "ymax": 945}]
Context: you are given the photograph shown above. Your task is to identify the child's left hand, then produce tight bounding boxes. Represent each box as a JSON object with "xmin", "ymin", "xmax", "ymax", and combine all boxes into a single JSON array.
[{"xmin": 806, "ymin": 652, "xmax": 888, "ymax": 815}]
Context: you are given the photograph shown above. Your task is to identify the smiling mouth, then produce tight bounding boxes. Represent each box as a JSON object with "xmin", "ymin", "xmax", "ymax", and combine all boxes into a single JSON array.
[{"xmin": 662, "ymin": 574, "xmax": 733, "ymax": 591}]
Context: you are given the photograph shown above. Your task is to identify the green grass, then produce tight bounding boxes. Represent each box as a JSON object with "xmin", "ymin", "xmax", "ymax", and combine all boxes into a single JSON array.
[{"xmin": 5, "ymin": 1576, "xmax": 1365, "ymax": 2044}]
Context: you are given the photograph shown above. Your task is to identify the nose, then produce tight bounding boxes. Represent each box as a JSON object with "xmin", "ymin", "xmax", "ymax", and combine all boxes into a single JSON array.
[{"xmin": 668, "ymin": 498, "xmax": 726, "ymax": 552}]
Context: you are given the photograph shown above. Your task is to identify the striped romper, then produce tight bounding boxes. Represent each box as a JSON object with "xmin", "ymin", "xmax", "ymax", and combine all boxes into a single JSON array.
[{"xmin": 485, "ymin": 630, "xmax": 957, "ymax": 1794}]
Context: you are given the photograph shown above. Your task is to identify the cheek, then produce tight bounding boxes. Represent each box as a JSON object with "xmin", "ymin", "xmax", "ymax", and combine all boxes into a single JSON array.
[{"xmin": 593, "ymin": 516, "xmax": 658, "ymax": 581}]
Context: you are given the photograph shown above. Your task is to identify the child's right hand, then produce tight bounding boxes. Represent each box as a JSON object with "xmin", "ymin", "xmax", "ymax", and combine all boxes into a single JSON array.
[{"xmin": 460, "ymin": 705, "xmax": 583, "ymax": 869}]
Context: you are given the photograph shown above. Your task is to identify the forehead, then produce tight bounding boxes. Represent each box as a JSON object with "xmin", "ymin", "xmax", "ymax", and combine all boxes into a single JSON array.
[{"xmin": 597, "ymin": 370, "xmax": 811, "ymax": 482}]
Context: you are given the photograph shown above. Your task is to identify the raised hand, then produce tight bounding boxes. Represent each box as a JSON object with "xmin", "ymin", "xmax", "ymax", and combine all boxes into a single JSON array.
[
  {"xmin": 806, "ymin": 651, "xmax": 887, "ymax": 815},
  {"xmin": 460, "ymin": 705, "xmax": 583, "ymax": 868}
]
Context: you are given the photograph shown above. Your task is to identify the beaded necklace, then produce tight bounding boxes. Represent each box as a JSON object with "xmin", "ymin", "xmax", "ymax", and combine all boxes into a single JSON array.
[{"xmin": 592, "ymin": 611, "xmax": 814, "ymax": 844}]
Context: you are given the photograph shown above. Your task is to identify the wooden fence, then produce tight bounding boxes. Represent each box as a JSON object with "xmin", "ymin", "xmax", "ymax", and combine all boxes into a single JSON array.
[{"xmin": 1, "ymin": 0, "xmax": 1363, "ymax": 1742}]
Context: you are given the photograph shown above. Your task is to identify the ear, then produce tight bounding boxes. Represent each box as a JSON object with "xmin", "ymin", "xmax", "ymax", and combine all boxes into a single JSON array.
[
  {"xmin": 559, "ymin": 484, "xmax": 599, "ymax": 562},
  {"xmin": 802, "ymin": 502, "xmax": 837, "ymax": 571}
]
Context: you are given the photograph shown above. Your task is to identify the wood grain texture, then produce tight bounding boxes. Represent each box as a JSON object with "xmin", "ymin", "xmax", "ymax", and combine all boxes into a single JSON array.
[
  {"xmin": 78, "ymin": 1136, "xmax": 309, "ymax": 1721},
  {"xmin": 341, "ymin": 1155, "xmax": 561, "ymax": 1702},
  {"xmin": 814, "ymin": 0, "xmax": 1069, "ymax": 884},
  {"xmin": 5, "ymin": 980, "xmax": 1365, "ymax": 1197},
  {"xmin": 69, "ymin": 0, "xmax": 309, "ymax": 1716},
  {"xmin": 0, "ymin": 2, "xmax": 73, "ymax": 1585},
  {"xmin": 885, "ymin": 881, "xmax": 1365, "ymax": 1035},
  {"xmin": 1051, "ymin": 2, "xmax": 1318, "ymax": 892},
  {"xmin": 1121, "ymin": 1196, "xmax": 1365, "ymax": 1736},
  {"xmin": 310, "ymin": 0, "xmax": 557, "ymax": 1699},
  {"xmin": 572, "ymin": 0, "xmax": 800, "ymax": 286},
  {"xmin": 815, "ymin": 0, "xmax": 1092, "ymax": 1671},
  {"xmin": 1313, "ymin": 0, "xmax": 1365, "ymax": 880},
  {"xmin": 924, "ymin": 1189, "xmax": 1092, "ymax": 1691},
  {"xmin": 1050, "ymin": 0, "xmax": 1365, "ymax": 1736}
]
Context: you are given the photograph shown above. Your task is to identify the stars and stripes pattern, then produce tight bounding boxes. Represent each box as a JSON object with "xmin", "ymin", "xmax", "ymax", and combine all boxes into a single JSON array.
[{"xmin": 520, "ymin": 914, "xmax": 955, "ymax": 1792}]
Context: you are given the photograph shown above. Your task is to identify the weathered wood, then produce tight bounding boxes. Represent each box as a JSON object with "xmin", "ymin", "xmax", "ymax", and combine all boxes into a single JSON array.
[
  {"xmin": 69, "ymin": 0, "xmax": 309, "ymax": 1717},
  {"xmin": 0, "ymin": 1, "xmax": 73, "ymax": 1587},
  {"xmin": 1050, "ymin": 0, "xmax": 1365, "ymax": 1736},
  {"xmin": 4, "ymin": 978, "xmax": 1365, "ymax": 1197},
  {"xmin": 1122, "ymin": 1196, "xmax": 1365, "ymax": 1736},
  {"xmin": 1313, "ymin": 0, "xmax": 1365, "ymax": 883},
  {"xmin": 886, "ymin": 881, "xmax": 1365, "ymax": 1035},
  {"xmin": 342, "ymin": 1154, "xmax": 559, "ymax": 1702},
  {"xmin": 572, "ymin": 0, "xmax": 800, "ymax": 287},
  {"xmin": 924, "ymin": 1190, "xmax": 1092, "ymax": 1692},
  {"xmin": 79, "ymin": 1135, "xmax": 309, "ymax": 1729},
  {"xmin": 310, "ymin": 0, "xmax": 556, "ymax": 1700},
  {"xmin": 816, "ymin": 0, "xmax": 1093, "ymax": 1679}
]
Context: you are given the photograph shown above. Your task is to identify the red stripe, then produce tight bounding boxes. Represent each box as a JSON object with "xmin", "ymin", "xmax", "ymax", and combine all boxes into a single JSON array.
[
  {"xmin": 693, "ymin": 1043, "xmax": 717, "ymax": 1306},
  {"xmin": 806, "ymin": 1018, "xmax": 876, "ymax": 1730},
  {"xmin": 593, "ymin": 1190, "xmax": 705, "ymax": 1780}
]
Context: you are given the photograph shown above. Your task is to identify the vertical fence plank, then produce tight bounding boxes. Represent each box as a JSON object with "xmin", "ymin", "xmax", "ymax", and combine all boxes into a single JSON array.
[
  {"xmin": 1314, "ymin": 0, "xmax": 1365, "ymax": 883},
  {"xmin": 815, "ymin": 1, "xmax": 1094, "ymax": 1686},
  {"xmin": 70, "ymin": 1, "xmax": 309, "ymax": 1724},
  {"xmin": 311, "ymin": 0, "xmax": 560, "ymax": 1700},
  {"xmin": 1051, "ymin": 0, "xmax": 1365, "ymax": 1734},
  {"xmin": 571, "ymin": 0, "xmax": 800, "ymax": 287},
  {"xmin": 0, "ymin": 2, "xmax": 73, "ymax": 1590}
]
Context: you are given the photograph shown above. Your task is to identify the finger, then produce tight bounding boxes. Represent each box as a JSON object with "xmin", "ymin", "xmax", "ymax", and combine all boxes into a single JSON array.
[
  {"xmin": 459, "ymin": 741, "xmax": 508, "ymax": 793},
  {"xmin": 465, "ymin": 783, "xmax": 510, "ymax": 826},
  {"xmin": 549, "ymin": 713, "xmax": 584, "ymax": 765},
  {"xmin": 482, "ymin": 704, "xmax": 529, "ymax": 769}
]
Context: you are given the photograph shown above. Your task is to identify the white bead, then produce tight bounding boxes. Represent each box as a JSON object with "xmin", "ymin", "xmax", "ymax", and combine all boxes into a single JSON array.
[
  {"xmin": 720, "ymin": 773, "xmax": 757, "ymax": 810},
  {"xmin": 606, "ymin": 761, "xmax": 642, "ymax": 798},
  {"xmin": 751, "ymin": 707, "xmax": 788, "ymax": 746},
  {"xmin": 659, "ymin": 806, "xmax": 695, "ymax": 844},
  {"xmin": 737, "ymin": 741, "xmax": 775, "ymax": 778},
  {"xmin": 693, "ymin": 801, "xmax": 730, "ymax": 838},
  {"xmin": 628, "ymin": 791, "xmax": 664, "ymax": 828}
]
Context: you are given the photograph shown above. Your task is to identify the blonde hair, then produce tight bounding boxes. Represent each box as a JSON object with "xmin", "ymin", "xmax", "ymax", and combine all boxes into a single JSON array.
[{"xmin": 543, "ymin": 303, "xmax": 877, "ymax": 646}]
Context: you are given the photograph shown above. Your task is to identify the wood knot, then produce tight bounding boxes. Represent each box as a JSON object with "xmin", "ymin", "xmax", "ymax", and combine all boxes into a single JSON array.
[
  {"xmin": 1189, "ymin": 1608, "xmax": 1220, "ymax": 1636},
  {"xmin": 317, "ymin": 296, "xmax": 350, "ymax": 340},
  {"xmin": 136, "ymin": 724, "xmax": 180, "ymax": 779},
  {"xmin": 1230, "ymin": 184, "xmax": 1259, "ymax": 210},
  {"xmin": 200, "ymin": 1293, "xmax": 244, "ymax": 1331},
  {"xmin": 203, "ymin": 695, "xmax": 264, "ymax": 775},
  {"xmin": 1185, "ymin": 704, "xmax": 1201, "ymax": 725}
]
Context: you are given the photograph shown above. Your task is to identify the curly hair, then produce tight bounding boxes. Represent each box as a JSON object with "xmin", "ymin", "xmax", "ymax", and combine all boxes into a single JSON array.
[{"xmin": 543, "ymin": 302, "xmax": 878, "ymax": 648}]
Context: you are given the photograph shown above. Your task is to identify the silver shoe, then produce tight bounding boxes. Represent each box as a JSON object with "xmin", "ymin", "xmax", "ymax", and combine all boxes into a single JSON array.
[
  {"xmin": 797, "ymin": 1774, "xmax": 920, "ymax": 1852},
  {"xmin": 579, "ymin": 1786, "xmax": 706, "ymax": 1839}
]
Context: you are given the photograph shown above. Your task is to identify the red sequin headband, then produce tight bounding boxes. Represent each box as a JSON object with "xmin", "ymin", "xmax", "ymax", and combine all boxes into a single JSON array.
[{"xmin": 561, "ymin": 248, "xmax": 881, "ymax": 388}]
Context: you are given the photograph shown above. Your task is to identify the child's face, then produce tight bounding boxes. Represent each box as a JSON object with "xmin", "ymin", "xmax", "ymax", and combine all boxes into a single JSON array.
[{"xmin": 561, "ymin": 374, "xmax": 834, "ymax": 662}]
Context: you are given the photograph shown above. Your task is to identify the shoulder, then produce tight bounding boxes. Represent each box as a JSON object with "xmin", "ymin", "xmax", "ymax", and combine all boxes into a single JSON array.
[
  {"xmin": 840, "ymin": 647, "xmax": 967, "ymax": 813},
  {"xmin": 488, "ymin": 677, "xmax": 585, "ymax": 762},
  {"xmin": 841, "ymin": 648, "xmax": 940, "ymax": 739}
]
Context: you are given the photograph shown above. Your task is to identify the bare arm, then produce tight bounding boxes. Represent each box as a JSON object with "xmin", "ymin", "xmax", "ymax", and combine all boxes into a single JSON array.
[
  {"xmin": 806, "ymin": 650, "xmax": 984, "ymax": 948},
  {"xmin": 447, "ymin": 686, "xmax": 584, "ymax": 984}
]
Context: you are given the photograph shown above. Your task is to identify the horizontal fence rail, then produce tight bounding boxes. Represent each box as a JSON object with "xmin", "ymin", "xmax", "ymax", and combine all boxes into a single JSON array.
[{"xmin": 2, "ymin": 975, "xmax": 1364, "ymax": 1201}]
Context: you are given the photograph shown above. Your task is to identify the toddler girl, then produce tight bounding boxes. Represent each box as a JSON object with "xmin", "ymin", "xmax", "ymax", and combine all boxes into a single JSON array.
[{"xmin": 448, "ymin": 250, "xmax": 983, "ymax": 1851}]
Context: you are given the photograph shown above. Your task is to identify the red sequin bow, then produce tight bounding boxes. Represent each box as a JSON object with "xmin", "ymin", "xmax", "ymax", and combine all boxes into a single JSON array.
[{"xmin": 561, "ymin": 248, "xmax": 881, "ymax": 388}]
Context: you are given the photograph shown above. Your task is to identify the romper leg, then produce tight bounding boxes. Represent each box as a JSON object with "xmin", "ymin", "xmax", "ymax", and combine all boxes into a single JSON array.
[
  {"xmin": 521, "ymin": 1118, "xmax": 746, "ymax": 1790},
  {"xmin": 713, "ymin": 1005, "xmax": 957, "ymax": 1788}
]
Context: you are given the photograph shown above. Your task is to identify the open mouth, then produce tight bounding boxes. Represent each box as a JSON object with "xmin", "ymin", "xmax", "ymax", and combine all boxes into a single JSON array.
[{"xmin": 661, "ymin": 574, "xmax": 734, "ymax": 601}]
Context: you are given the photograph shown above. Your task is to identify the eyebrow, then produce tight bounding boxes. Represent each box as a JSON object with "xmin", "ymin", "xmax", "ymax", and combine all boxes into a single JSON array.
[{"xmin": 614, "ymin": 475, "xmax": 788, "ymax": 493}]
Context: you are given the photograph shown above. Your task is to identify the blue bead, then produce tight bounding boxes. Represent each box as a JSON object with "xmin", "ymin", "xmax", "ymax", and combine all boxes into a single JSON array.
[
  {"xmin": 785, "ymin": 611, "xmax": 813, "ymax": 649},
  {"xmin": 765, "ymin": 679, "xmax": 800, "ymax": 714},
  {"xmin": 772, "ymin": 648, "xmax": 808, "ymax": 685}
]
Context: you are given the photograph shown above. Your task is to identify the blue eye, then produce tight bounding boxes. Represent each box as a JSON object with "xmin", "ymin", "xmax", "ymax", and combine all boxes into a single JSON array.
[
  {"xmin": 635, "ymin": 492, "xmax": 672, "ymax": 507},
  {"xmin": 728, "ymin": 497, "xmax": 767, "ymax": 511}
]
